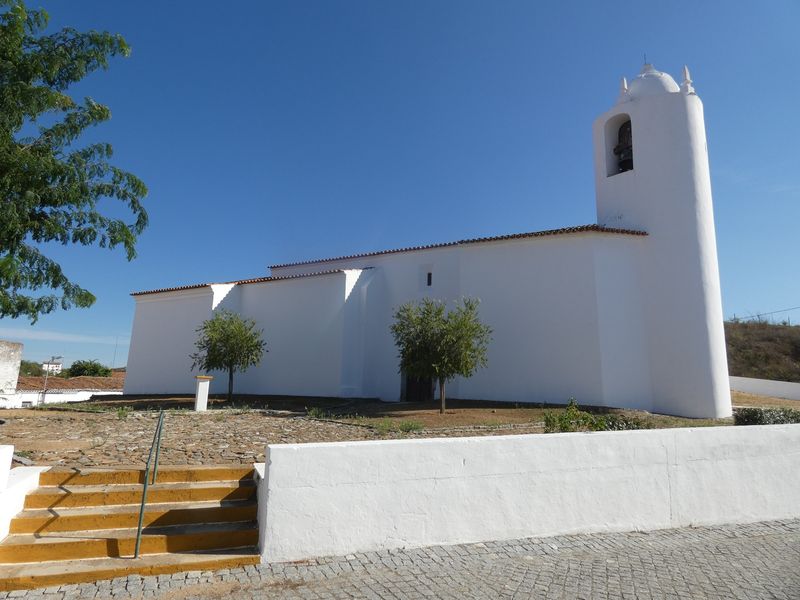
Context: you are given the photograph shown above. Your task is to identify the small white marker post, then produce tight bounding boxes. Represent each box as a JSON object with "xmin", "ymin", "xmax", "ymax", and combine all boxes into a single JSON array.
[{"xmin": 194, "ymin": 375, "xmax": 213, "ymax": 412}]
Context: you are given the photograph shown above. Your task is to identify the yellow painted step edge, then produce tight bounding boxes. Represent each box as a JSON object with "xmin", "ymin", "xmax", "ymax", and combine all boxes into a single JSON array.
[{"xmin": 0, "ymin": 551, "xmax": 260, "ymax": 592}]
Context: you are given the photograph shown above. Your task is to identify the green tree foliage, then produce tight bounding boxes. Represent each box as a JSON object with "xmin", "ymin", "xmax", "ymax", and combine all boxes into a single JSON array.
[
  {"xmin": 190, "ymin": 310, "xmax": 267, "ymax": 403},
  {"xmin": 18, "ymin": 358, "xmax": 42, "ymax": 376},
  {"xmin": 0, "ymin": 1, "xmax": 148, "ymax": 322},
  {"xmin": 67, "ymin": 359, "xmax": 111, "ymax": 377},
  {"xmin": 391, "ymin": 297, "xmax": 492, "ymax": 414}
]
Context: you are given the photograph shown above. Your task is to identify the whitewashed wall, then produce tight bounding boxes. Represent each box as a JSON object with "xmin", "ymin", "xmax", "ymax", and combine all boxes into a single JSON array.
[
  {"xmin": 272, "ymin": 231, "xmax": 649, "ymax": 407},
  {"xmin": 0, "ymin": 446, "xmax": 11, "ymax": 492},
  {"xmin": 730, "ymin": 376, "xmax": 800, "ymax": 401},
  {"xmin": 234, "ymin": 273, "xmax": 350, "ymax": 397},
  {"xmin": 0, "ymin": 447, "xmax": 47, "ymax": 542},
  {"xmin": 127, "ymin": 231, "xmax": 655, "ymax": 408},
  {"xmin": 125, "ymin": 272, "xmax": 354, "ymax": 397},
  {"xmin": 125, "ymin": 288, "xmax": 219, "ymax": 394},
  {"xmin": 258, "ymin": 425, "xmax": 800, "ymax": 563},
  {"xmin": 0, "ymin": 341, "xmax": 22, "ymax": 395},
  {"xmin": 0, "ymin": 390, "xmax": 122, "ymax": 409}
]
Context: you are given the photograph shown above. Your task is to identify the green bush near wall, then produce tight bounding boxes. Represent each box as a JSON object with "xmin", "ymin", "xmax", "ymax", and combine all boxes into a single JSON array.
[
  {"xmin": 733, "ymin": 407, "xmax": 800, "ymax": 425},
  {"xmin": 543, "ymin": 400, "xmax": 653, "ymax": 433}
]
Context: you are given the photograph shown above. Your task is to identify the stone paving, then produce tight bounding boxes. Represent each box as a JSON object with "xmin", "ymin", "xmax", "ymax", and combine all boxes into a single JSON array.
[
  {"xmin": 0, "ymin": 409, "xmax": 383, "ymax": 467},
  {"xmin": 2, "ymin": 519, "xmax": 798, "ymax": 599},
  {"xmin": 0, "ymin": 409, "xmax": 550, "ymax": 468}
]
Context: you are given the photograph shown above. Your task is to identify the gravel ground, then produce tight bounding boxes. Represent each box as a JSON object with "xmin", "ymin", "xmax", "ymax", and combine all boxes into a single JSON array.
[
  {"xmin": 0, "ymin": 408, "xmax": 550, "ymax": 467},
  {"xmin": 0, "ymin": 409, "xmax": 382, "ymax": 467}
]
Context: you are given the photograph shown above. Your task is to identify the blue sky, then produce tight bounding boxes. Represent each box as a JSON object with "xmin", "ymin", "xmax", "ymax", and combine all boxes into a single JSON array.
[{"xmin": 2, "ymin": 1, "xmax": 799, "ymax": 367}]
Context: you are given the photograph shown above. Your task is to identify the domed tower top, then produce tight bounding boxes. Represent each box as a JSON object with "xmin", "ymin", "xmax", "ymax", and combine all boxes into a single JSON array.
[{"xmin": 623, "ymin": 64, "xmax": 679, "ymax": 100}]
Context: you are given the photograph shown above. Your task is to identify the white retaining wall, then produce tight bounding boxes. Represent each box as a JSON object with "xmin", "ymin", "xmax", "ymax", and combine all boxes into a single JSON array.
[
  {"xmin": 0, "ymin": 390, "xmax": 122, "ymax": 409},
  {"xmin": 730, "ymin": 376, "xmax": 800, "ymax": 401},
  {"xmin": 258, "ymin": 425, "xmax": 800, "ymax": 563},
  {"xmin": 0, "ymin": 447, "xmax": 48, "ymax": 541}
]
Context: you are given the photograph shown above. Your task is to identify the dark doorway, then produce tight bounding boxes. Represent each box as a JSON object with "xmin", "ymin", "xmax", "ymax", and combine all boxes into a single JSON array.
[{"xmin": 401, "ymin": 373, "xmax": 434, "ymax": 402}]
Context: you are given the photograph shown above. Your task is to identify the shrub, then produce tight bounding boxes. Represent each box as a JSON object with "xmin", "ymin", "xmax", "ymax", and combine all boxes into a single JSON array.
[
  {"xmin": 397, "ymin": 420, "xmax": 423, "ymax": 433},
  {"xmin": 542, "ymin": 410, "xmax": 560, "ymax": 433},
  {"xmin": 374, "ymin": 418, "xmax": 395, "ymax": 434},
  {"xmin": 594, "ymin": 414, "xmax": 651, "ymax": 431},
  {"xmin": 543, "ymin": 399, "xmax": 651, "ymax": 433},
  {"xmin": 306, "ymin": 406, "xmax": 327, "ymax": 419},
  {"xmin": 734, "ymin": 407, "xmax": 800, "ymax": 425}
]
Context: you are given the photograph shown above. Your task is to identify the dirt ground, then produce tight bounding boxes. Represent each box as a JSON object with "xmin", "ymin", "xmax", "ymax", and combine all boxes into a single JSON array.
[{"xmin": 0, "ymin": 391, "xmax": 793, "ymax": 468}]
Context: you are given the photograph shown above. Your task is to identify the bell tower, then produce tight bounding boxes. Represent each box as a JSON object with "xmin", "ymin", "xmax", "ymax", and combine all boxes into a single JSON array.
[{"xmin": 592, "ymin": 64, "xmax": 731, "ymax": 418}]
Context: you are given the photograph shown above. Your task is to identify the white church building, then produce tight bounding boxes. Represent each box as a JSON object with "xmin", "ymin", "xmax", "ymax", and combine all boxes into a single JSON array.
[{"xmin": 125, "ymin": 64, "xmax": 732, "ymax": 419}]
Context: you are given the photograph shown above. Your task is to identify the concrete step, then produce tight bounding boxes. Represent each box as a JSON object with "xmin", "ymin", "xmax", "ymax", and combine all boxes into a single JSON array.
[
  {"xmin": 9, "ymin": 499, "xmax": 257, "ymax": 534},
  {"xmin": 0, "ymin": 521, "xmax": 258, "ymax": 563},
  {"xmin": 0, "ymin": 547, "xmax": 260, "ymax": 591},
  {"xmin": 39, "ymin": 465, "xmax": 255, "ymax": 487},
  {"xmin": 24, "ymin": 480, "xmax": 256, "ymax": 509}
]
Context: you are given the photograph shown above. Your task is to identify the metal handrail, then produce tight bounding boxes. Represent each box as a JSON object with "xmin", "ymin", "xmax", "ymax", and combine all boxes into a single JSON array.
[{"xmin": 134, "ymin": 409, "xmax": 165, "ymax": 558}]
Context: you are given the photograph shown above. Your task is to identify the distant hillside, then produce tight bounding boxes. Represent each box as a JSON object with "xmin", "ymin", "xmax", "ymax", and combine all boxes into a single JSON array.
[{"xmin": 726, "ymin": 321, "xmax": 800, "ymax": 383}]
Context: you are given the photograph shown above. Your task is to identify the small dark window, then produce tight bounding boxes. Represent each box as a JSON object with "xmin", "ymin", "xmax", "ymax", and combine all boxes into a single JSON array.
[
  {"xmin": 426, "ymin": 272, "xmax": 432, "ymax": 287},
  {"xmin": 613, "ymin": 120, "xmax": 633, "ymax": 173}
]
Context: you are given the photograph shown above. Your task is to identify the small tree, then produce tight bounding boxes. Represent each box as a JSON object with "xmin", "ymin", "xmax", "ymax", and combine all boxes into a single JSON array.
[
  {"xmin": 190, "ymin": 310, "xmax": 266, "ymax": 403},
  {"xmin": 19, "ymin": 359, "xmax": 43, "ymax": 376},
  {"xmin": 391, "ymin": 297, "xmax": 491, "ymax": 414},
  {"xmin": 68, "ymin": 359, "xmax": 111, "ymax": 377}
]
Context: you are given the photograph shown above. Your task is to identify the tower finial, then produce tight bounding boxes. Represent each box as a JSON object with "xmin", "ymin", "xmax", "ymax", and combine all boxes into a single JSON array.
[
  {"xmin": 681, "ymin": 64, "xmax": 695, "ymax": 95},
  {"xmin": 617, "ymin": 76, "xmax": 630, "ymax": 104}
]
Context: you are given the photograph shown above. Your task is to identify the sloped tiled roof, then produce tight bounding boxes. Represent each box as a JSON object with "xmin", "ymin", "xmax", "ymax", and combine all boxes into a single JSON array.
[
  {"xmin": 269, "ymin": 224, "xmax": 647, "ymax": 270},
  {"xmin": 131, "ymin": 269, "xmax": 346, "ymax": 297},
  {"xmin": 131, "ymin": 224, "xmax": 647, "ymax": 298},
  {"xmin": 16, "ymin": 375, "xmax": 124, "ymax": 391}
]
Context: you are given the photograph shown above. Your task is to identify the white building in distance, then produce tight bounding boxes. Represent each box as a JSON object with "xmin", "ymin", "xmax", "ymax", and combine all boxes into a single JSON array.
[
  {"xmin": 125, "ymin": 64, "xmax": 732, "ymax": 419},
  {"xmin": 41, "ymin": 361, "xmax": 62, "ymax": 375}
]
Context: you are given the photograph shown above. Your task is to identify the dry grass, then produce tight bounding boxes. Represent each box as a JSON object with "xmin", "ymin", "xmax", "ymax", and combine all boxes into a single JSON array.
[
  {"xmin": 726, "ymin": 321, "xmax": 800, "ymax": 383},
  {"xmin": 731, "ymin": 390, "xmax": 800, "ymax": 409}
]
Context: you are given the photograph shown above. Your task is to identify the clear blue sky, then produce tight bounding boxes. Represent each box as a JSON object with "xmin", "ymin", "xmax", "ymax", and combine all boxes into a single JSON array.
[{"xmin": 2, "ymin": 1, "xmax": 799, "ymax": 367}]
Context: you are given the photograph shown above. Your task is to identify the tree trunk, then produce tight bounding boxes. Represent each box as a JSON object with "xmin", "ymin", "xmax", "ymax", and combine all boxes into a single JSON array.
[
  {"xmin": 227, "ymin": 368, "xmax": 234, "ymax": 404},
  {"xmin": 439, "ymin": 379, "xmax": 446, "ymax": 414}
]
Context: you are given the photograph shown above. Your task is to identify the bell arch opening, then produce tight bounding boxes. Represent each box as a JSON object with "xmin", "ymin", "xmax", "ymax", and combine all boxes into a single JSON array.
[{"xmin": 605, "ymin": 114, "xmax": 633, "ymax": 176}]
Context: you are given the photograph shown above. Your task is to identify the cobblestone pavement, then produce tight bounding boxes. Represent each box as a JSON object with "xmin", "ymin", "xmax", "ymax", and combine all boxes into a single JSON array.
[
  {"xmin": 2, "ymin": 520, "xmax": 798, "ymax": 599},
  {"xmin": 0, "ymin": 409, "xmax": 383, "ymax": 466}
]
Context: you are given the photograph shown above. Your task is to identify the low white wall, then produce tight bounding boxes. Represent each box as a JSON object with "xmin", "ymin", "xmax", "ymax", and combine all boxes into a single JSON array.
[
  {"xmin": 730, "ymin": 376, "xmax": 800, "ymax": 401},
  {"xmin": 0, "ymin": 462, "xmax": 47, "ymax": 541},
  {"xmin": 258, "ymin": 425, "xmax": 800, "ymax": 563},
  {"xmin": 0, "ymin": 390, "xmax": 121, "ymax": 409},
  {"xmin": 0, "ymin": 445, "xmax": 12, "ymax": 492}
]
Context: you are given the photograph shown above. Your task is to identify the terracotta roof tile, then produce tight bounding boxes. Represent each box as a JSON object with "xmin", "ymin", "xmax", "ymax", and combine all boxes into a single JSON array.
[
  {"xmin": 16, "ymin": 375, "xmax": 124, "ymax": 392},
  {"xmin": 269, "ymin": 224, "xmax": 647, "ymax": 270},
  {"xmin": 131, "ymin": 225, "xmax": 647, "ymax": 298},
  {"xmin": 131, "ymin": 268, "xmax": 346, "ymax": 297}
]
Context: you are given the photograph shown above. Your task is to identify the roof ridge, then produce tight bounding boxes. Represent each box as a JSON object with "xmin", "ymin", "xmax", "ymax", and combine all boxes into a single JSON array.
[
  {"xmin": 131, "ymin": 268, "xmax": 348, "ymax": 297},
  {"xmin": 131, "ymin": 225, "xmax": 647, "ymax": 298},
  {"xmin": 268, "ymin": 224, "xmax": 647, "ymax": 270}
]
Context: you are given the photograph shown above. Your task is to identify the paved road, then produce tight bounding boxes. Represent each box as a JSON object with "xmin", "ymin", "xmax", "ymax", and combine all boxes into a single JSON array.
[{"xmin": 2, "ymin": 519, "xmax": 799, "ymax": 599}]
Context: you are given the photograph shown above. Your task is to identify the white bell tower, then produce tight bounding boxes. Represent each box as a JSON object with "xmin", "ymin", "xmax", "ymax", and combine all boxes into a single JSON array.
[{"xmin": 592, "ymin": 64, "xmax": 731, "ymax": 418}]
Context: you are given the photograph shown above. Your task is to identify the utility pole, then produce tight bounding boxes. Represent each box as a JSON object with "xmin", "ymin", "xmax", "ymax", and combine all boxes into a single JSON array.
[{"xmin": 41, "ymin": 355, "xmax": 63, "ymax": 406}]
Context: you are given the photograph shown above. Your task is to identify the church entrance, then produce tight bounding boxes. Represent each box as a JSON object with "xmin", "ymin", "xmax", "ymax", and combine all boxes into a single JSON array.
[{"xmin": 401, "ymin": 373, "xmax": 434, "ymax": 403}]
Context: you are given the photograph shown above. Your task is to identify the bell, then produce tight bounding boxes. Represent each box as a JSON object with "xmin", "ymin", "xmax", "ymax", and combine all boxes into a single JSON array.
[{"xmin": 613, "ymin": 120, "xmax": 633, "ymax": 173}]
